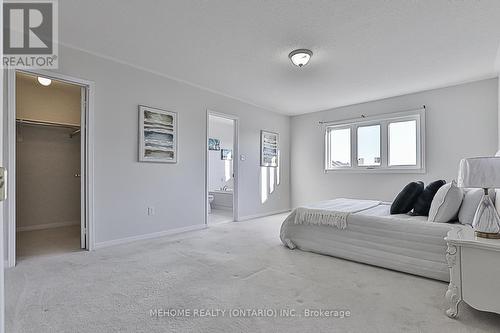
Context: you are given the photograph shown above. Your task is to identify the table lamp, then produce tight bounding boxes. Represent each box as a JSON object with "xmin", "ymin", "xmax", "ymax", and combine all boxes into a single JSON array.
[{"xmin": 457, "ymin": 157, "xmax": 500, "ymax": 239}]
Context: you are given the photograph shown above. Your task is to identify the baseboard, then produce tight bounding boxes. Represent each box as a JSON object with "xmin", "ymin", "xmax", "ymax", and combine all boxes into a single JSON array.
[
  {"xmin": 237, "ymin": 209, "xmax": 291, "ymax": 222},
  {"xmin": 95, "ymin": 224, "xmax": 207, "ymax": 249},
  {"xmin": 16, "ymin": 221, "xmax": 80, "ymax": 232}
]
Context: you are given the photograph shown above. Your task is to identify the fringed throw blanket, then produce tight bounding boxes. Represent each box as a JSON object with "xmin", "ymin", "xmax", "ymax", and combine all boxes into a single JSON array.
[{"xmin": 294, "ymin": 198, "xmax": 381, "ymax": 230}]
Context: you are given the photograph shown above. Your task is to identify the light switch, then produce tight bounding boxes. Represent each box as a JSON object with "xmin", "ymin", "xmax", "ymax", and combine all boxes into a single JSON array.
[{"xmin": 147, "ymin": 207, "xmax": 155, "ymax": 216}]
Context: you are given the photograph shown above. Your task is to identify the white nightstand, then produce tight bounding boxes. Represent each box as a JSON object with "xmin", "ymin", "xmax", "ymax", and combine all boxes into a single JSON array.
[{"xmin": 444, "ymin": 226, "xmax": 500, "ymax": 318}]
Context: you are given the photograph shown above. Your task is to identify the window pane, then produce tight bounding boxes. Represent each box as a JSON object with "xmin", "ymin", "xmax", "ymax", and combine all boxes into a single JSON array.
[
  {"xmin": 357, "ymin": 125, "xmax": 381, "ymax": 166},
  {"xmin": 329, "ymin": 128, "xmax": 351, "ymax": 168},
  {"xmin": 389, "ymin": 120, "xmax": 417, "ymax": 166}
]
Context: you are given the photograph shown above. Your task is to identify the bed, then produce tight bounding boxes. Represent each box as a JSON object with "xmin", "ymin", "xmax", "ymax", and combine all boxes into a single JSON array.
[{"xmin": 280, "ymin": 199, "xmax": 464, "ymax": 282}]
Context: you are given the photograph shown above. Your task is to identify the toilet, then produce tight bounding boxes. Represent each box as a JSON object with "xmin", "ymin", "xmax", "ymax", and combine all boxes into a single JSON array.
[{"xmin": 208, "ymin": 194, "xmax": 214, "ymax": 213}]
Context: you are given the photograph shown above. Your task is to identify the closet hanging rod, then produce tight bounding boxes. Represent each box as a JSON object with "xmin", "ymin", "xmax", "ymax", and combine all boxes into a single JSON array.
[{"xmin": 16, "ymin": 118, "xmax": 80, "ymax": 130}]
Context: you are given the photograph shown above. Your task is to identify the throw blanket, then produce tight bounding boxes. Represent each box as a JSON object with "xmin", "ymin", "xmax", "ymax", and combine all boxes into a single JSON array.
[{"xmin": 294, "ymin": 198, "xmax": 381, "ymax": 230}]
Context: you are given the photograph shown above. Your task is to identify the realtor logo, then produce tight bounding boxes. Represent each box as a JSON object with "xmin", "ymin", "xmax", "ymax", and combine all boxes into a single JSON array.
[{"xmin": 3, "ymin": 0, "xmax": 58, "ymax": 68}]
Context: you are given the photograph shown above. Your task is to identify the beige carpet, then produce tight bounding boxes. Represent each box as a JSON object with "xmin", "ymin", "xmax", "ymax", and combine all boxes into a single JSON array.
[
  {"xmin": 16, "ymin": 225, "xmax": 82, "ymax": 261},
  {"xmin": 6, "ymin": 213, "xmax": 500, "ymax": 332},
  {"xmin": 208, "ymin": 209, "xmax": 233, "ymax": 224}
]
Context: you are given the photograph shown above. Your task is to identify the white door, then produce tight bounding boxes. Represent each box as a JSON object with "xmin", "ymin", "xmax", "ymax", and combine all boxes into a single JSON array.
[
  {"xmin": 0, "ymin": 29, "xmax": 7, "ymax": 329},
  {"xmin": 80, "ymin": 87, "xmax": 87, "ymax": 249}
]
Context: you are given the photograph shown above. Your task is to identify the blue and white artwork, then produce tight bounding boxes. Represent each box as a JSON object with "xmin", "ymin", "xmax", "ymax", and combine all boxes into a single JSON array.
[
  {"xmin": 208, "ymin": 138, "xmax": 221, "ymax": 151},
  {"xmin": 139, "ymin": 105, "xmax": 177, "ymax": 163},
  {"xmin": 260, "ymin": 130, "xmax": 279, "ymax": 167},
  {"xmin": 221, "ymin": 149, "xmax": 232, "ymax": 160}
]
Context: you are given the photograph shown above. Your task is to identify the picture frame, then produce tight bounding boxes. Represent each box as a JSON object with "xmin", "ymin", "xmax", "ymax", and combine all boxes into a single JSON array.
[
  {"xmin": 139, "ymin": 105, "xmax": 178, "ymax": 163},
  {"xmin": 221, "ymin": 149, "xmax": 233, "ymax": 160},
  {"xmin": 260, "ymin": 130, "xmax": 279, "ymax": 167},
  {"xmin": 208, "ymin": 138, "xmax": 221, "ymax": 151}
]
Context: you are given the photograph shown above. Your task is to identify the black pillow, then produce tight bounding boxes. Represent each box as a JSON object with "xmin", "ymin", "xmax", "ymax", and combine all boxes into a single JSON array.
[
  {"xmin": 412, "ymin": 180, "xmax": 446, "ymax": 216},
  {"xmin": 390, "ymin": 181, "xmax": 424, "ymax": 214}
]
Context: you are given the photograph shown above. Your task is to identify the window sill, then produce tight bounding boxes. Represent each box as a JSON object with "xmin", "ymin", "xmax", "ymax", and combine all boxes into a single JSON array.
[{"xmin": 324, "ymin": 168, "xmax": 426, "ymax": 174}]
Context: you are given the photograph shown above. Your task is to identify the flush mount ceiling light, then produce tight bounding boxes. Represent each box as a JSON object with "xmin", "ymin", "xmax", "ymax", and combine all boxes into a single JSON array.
[
  {"xmin": 37, "ymin": 76, "xmax": 52, "ymax": 86},
  {"xmin": 288, "ymin": 49, "xmax": 313, "ymax": 67}
]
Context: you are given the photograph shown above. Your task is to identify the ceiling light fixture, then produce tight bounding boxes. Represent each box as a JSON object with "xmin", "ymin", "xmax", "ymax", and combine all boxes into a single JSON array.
[
  {"xmin": 37, "ymin": 77, "xmax": 52, "ymax": 86},
  {"xmin": 289, "ymin": 49, "xmax": 313, "ymax": 67}
]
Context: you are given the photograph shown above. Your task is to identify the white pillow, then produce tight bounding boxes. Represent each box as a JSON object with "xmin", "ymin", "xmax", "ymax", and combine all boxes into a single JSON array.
[
  {"xmin": 458, "ymin": 189, "xmax": 496, "ymax": 225},
  {"xmin": 428, "ymin": 181, "xmax": 464, "ymax": 223}
]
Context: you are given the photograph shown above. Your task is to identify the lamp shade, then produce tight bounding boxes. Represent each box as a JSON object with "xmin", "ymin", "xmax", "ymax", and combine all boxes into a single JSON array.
[{"xmin": 457, "ymin": 157, "xmax": 500, "ymax": 188}]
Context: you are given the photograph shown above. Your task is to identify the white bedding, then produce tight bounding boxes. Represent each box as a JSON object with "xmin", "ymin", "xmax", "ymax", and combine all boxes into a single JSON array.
[
  {"xmin": 294, "ymin": 198, "xmax": 381, "ymax": 229},
  {"xmin": 281, "ymin": 199, "xmax": 463, "ymax": 281}
]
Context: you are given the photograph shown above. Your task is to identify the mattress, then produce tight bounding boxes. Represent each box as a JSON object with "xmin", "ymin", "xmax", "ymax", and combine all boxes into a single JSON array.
[{"xmin": 280, "ymin": 201, "xmax": 464, "ymax": 282}]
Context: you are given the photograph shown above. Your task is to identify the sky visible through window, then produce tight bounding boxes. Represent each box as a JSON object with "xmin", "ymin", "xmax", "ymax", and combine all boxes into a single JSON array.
[
  {"xmin": 330, "ymin": 128, "xmax": 350, "ymax": 167},
  {"xmin": 357, "ymin": 125, "xmax": 380, "ymax": 166},
  {"xmin": 328, "ymin": 119, "xmax": 417, "ymax": 168},
  {"xmin": 389, "ymin": 120, "xmax": 417, "ymax": 166}
]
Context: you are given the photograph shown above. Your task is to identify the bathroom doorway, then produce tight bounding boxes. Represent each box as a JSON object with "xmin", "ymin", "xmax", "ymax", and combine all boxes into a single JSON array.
[{"xmin": 206, "ymin": 111, "xmax": 239, "ymax": 224}]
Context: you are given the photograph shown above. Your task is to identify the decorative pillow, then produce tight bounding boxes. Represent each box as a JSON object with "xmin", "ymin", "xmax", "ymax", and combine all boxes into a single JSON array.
[
  {"xmin": 413, "ymin": 180, "xmax": 446, "ymax": 216},
  {"xmin": 458, "ymin": 188, "xmax": 496, "ymax": 225},
  {"xmin": 428, "ymin": 181, "xmax": 464, "ymax": 223},
  {"xmin": 390, "ymin": 181, "xmax": 424, "ymax": 214}
]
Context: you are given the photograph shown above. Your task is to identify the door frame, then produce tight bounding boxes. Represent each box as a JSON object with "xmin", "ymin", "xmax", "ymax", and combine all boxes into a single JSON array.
[
  {"xmin": 5, "ymin": 68, "xmax": 96, "ymax": 267},
  {"xmin": 205, "ymin": 110, "xmax": 239, "ymax": 224}
]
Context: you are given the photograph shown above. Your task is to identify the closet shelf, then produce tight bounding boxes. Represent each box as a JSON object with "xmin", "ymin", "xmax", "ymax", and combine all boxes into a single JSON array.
[{"xmin": 16, "ymin": 118, "xmax": 81, "ymax": 138}]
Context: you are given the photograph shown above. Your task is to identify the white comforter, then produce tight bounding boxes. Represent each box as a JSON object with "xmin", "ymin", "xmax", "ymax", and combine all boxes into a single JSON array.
[
  {"xmin": 294, "ymin": 198, "xmax": 381, "ymax": 229},
  {"xmin": 281, "ymin": 198, "xmax": 463, "ymax": 281}
]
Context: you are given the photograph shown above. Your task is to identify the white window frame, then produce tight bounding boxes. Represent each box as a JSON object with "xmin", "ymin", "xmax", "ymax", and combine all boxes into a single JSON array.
[{"xmin": 324, "ymin": 108, "xmax": 426, "ymax": 173}]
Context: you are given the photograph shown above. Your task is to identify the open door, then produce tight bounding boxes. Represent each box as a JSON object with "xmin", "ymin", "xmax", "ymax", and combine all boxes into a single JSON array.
[
  {"xmin": 80, "ymin": 87, "xmax": 87, "ymax": 249},
  {"xmin": 5, "ymin": 70, "xmax": 93, "ymax": 265},
  {"xmin": 0, "ymin": 54, "xmax": 6, "ymax": 333}
]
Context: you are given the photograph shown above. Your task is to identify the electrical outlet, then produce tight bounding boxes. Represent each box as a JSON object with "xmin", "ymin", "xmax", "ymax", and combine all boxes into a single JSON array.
[{"xmin": 147, "ymin": 207, "xmax": 155, "ymax": 216}]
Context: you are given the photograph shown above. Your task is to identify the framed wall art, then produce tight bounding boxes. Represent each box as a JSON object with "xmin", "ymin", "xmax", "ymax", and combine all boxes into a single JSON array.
[
  {"xmin": 208, "ymin": 138, "xmax": 221, "ymax": 151},
  {"xmin": 221, "ymin": 149, "xmax": 233, "ymax": 160},
  {"xmin": 260, "ymin": 130, "xmax": 279, "ymax": 167},
  {"xmin": 139, "ymin": 105, "xmax": 177, "ymax": 163}
]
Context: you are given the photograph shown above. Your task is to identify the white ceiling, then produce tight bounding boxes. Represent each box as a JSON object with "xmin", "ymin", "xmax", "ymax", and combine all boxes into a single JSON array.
[{"xmin": 59, "ymin": 0, "xmax": 500, "ymax": 115}]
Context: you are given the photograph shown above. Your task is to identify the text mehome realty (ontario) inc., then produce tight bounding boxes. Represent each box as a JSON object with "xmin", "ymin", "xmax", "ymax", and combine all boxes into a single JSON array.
[{"xmin": 149, "ymin": 307, "xmax": 352, "ymax": 319}]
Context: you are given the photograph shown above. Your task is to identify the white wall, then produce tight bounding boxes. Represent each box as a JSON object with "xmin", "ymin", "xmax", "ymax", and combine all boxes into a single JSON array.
[
  {"xmin": 32, "ymin": 45, "xmax": 290, "ymax": 245},
  {"xmin": 208, "ymin": 116, "xmax": 234, "ymax": 192},
  {"xmin": 291, "ymin": 78, "xmax": 499, "ymax": 207}
]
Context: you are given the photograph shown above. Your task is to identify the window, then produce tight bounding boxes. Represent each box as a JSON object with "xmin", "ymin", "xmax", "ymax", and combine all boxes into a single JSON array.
[
  {"xmin": 325, "ymin": 109, "xmax": 425, "ymax": 172},
  {"xmin": 357, "ymin": 125, "xmax": 381, "ymax": 166},
  {"xmin": 327, "ymin": 127, "xmax": 351, "ymax": 168},
  {"xmin": 389, "ymin": 120, "xmax": 417, "ymax": 166}
]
